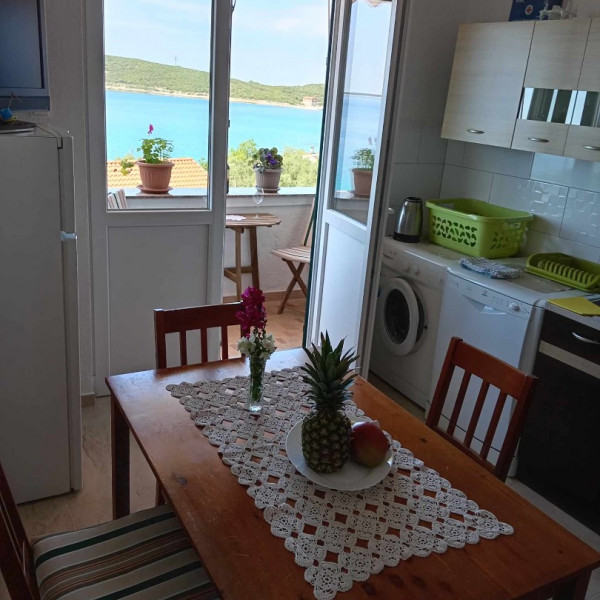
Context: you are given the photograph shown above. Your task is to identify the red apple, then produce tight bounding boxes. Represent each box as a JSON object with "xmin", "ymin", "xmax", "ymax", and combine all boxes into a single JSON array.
[{"xmin": 350, "ymin": 421, "xmax": 390, "ymax": 467}]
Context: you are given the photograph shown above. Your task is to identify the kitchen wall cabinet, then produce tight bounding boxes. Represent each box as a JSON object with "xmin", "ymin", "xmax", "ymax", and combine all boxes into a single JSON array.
[
  {"xmin": 441, "ymin": 22, "xmax": 534, "ymax": 148},
  {"xmin": 565, "ymin": 19, "xmax": 600, "ymax": 160},
  {"xmin": 578, "ymin": 18, "xmax": 600, "ymax": 90},
  {"xmin": 442, "ymin": 17, "xmax": 600, "ymax": 163},
  {"xmin": 524, "ymin": 19, "xmax": 590, "ymax": 90},
  {"xmin": 511, "ymin": 19, "xmax": 590, "ymax": 156}
]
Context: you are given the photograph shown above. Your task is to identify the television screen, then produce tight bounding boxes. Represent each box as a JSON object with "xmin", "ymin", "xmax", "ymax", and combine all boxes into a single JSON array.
[{"xmin": 0, "ymin": 0, "xmax": 50, "ymax": 111}]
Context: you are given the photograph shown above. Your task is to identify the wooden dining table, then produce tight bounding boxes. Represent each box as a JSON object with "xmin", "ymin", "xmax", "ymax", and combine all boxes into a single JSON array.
[{"xmin": 108, "ymin": 349, "xmax": 600, "ymax": 600}]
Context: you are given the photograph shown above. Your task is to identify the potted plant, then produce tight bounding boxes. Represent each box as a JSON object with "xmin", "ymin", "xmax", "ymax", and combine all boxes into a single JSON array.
[
  {"xmin": 136, "ymin": 124, "xmax": 174, "ymax": 193},
  {"xmin": 351, "ymin": 147, "xmax": 375, "ymax": 198},
  {"xmin": 249, "ymin": 147, "xmax": 283, "ymax": 192}
]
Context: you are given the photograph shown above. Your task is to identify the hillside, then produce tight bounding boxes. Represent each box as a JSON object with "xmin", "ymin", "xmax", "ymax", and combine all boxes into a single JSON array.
[{"xmin": 105, "ymin": 56, "xmax": 324, "ymax": 106}]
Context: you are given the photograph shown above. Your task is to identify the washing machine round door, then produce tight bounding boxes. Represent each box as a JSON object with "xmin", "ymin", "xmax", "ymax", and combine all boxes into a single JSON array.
[{"xmin": 376, "ymin": 278, "xmax": 424, "ymax": 356}]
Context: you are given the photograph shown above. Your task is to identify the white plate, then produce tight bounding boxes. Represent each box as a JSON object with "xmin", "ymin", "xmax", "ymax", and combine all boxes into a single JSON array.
[{"xmin": 285, "ymin": 421, "xmax": 393, "ymax": 491}]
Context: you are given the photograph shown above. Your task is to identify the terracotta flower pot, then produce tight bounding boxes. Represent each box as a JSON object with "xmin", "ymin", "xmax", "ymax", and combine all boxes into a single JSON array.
[
  {"xmin": 254, "ymin": 168, "xmax": 282, "ymax": 192},
  {"xmin": 137, "ymin": 160, "xmax": 174, "ymax": 193},
  {"xmin": 352, "ymin": 168, "xmax": 373, "ymax": 198}
]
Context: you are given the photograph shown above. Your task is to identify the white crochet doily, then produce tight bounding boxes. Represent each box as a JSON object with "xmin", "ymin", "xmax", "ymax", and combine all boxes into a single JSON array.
[{"xmin": 167, "ymin": 367, "xmax": 513, "ymax": 600}]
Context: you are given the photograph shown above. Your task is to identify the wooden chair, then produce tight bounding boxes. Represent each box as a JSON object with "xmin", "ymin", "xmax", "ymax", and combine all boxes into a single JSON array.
[
  {"xmin": 154, "ymin": 302, "xmax": 242, "ymax": 368},
  {"xmin": 426, "ymin": 337, "xmax": 537, "ymax": 482},
  {"xmin": 271, "ymin": 201, "xmax": 314, "ymax": 314},
  {"xmin": 0, "ymin": 459, "xmax": 220, "ymax": 600}
]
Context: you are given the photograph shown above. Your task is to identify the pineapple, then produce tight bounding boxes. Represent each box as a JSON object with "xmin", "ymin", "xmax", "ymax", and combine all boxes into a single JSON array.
[{"xmin": 300, "ymin": 332, "xmax": 358, "ymax": 473}]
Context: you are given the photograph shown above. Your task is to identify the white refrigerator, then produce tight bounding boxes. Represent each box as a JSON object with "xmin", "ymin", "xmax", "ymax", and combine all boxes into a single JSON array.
[{"xmin": 0, "ymin": 129, "xmax": 81, "ymax": 503}]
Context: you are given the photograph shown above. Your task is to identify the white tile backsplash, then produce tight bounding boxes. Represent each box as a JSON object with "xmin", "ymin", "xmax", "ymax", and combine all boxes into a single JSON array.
[
  {"xmin": 531, "ymin": 153, "xmax": 600, "ymax": 194},
  {"xmin": 388, "ymin": 163, "xmax": 443, "ymax": 207},
  {"xmin": 445, "ymin": 140, "xmax": 465, "ymax": 167},
  {"xmin": 440, "ymin": 147, "xmax": 600, "ymax": 263},
  {"xmin": 418, "ymin": 123, "xmax": 448, "ymax": 164},
  {"xmin": 520, "ymin": 230, "xmax": 600, "ymax": 261},
  {"xmin": 462, "ymin": 143, "xmax": 534, "ymax": 179},
  {"xmin": 490, "ymin": 175, "xmax": 567, "ymax": 235},
  {"xmin": 440, "ymin": 165, "xmax": 493, "ymax": 201},
  {"xmin": 560, "ymin": 188, "xmax": 600, "ymax": 248}
]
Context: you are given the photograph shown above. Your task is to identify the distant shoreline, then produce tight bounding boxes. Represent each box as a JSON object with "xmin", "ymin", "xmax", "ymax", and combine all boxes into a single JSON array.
[{"xmin": 105, "ymin": 85, "xmax": 323, "ymax": 111}]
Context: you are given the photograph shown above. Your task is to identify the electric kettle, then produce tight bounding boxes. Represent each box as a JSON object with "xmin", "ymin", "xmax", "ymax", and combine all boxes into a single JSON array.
[{"xmin": 394, "ymin": 197, "xmax": 423, "ymax": 242}]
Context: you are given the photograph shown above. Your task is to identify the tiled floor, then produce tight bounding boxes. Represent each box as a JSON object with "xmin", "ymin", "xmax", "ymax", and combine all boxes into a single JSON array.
[{"xmin": 2, "ymin": 305, "xmax": 599, "ymax": 599}]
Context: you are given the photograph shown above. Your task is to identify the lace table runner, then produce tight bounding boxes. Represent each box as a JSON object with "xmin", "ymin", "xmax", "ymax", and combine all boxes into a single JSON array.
[{"xmin": 167, "ymin": 367, "xmax": 513, "ymax": 600}]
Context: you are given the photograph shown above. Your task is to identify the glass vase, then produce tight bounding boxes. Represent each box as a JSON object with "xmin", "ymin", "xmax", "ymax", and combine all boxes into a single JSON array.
[{"xmin": 246, "ymin": 354, "xmax": 267, "ymax": 412}]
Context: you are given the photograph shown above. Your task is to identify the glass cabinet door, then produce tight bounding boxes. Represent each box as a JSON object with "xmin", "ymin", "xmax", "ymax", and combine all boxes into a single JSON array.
[{"xmin": 520, "ymin": 88, "xmax": 576, "ymax": 124}]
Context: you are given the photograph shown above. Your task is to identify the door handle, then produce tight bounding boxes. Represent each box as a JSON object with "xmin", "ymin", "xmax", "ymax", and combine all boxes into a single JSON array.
[
  {"xmin": 583, "ymin": 145, "xmax": 600, "ymax": 151},
  {"xmin": 60, "ymin": 231, "xmax": 77, "ymax": 242},
  {"xmin": 467, "ymin": 129, "xmax": 484, "ymax": 134},
  {"xmin": 528, "ymin": 137, "xmax": 549, "ymax": 143},
  {"xmin": 572, "ymin": 331, "xmax": 600, "ymax": 345}
]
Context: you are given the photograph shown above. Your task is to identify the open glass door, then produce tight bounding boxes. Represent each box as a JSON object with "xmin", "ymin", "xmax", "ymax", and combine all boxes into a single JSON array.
[{"xmin": 306, "ymin": 0, "xmax": 403, "ymax": 371}]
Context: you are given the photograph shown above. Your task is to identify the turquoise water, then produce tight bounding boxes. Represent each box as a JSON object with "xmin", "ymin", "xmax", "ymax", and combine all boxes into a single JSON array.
[{"xmin": 105, "ymin": 90, "xmax": 381, "ymax": 188}]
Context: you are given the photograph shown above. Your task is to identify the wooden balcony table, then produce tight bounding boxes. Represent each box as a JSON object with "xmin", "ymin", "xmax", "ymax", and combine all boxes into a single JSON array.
[
  {"xmin": 108, "ymin": 349, "xmax": 600, "ymax": 600},
  {"xmin": 224, "ymin": 213, "xmax": 281, "ymax": 299}
]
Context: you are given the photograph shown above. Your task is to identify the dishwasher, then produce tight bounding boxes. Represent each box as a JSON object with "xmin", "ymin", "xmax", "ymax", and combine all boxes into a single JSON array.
[
  {"xmin": 517, "ymin": 300, "xmax": 600, "ymax": 533},
  {"xmin": 428, "ymin": 261, "xmax": 577, "ymax": 467}
]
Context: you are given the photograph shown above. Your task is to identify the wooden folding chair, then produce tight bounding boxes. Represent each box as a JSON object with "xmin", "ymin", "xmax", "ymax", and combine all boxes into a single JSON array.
[
  {"xmin": 271, "ymin": 201, "xmax": 314, "ymax": 314},
  {"xmin": 426, "ymin": 337, "xmax": 537, "ymax": 482},
  {"xmin": 154, "ymin": 302, "xmax": 243, "ymax": 368},
  {"xmin": 0, "ymin": 459, "xmax": 220, "ymax": 600}
]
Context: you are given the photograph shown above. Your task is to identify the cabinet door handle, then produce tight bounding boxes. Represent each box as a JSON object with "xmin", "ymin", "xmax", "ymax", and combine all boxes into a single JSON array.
[
  {"xmin": 467, "ymin": 129, "xmax": 484, "ymax": 134},
  {"xmin": 528, "ymin": 137, "xmax": 549, "ymax": 143},
  {"xmin": 572, "ymin": 331, "xmax": 600, "ymax": 344},
  {"xmin": 583, "ymin": 145, "xmax": 600, "ymax": 151}
]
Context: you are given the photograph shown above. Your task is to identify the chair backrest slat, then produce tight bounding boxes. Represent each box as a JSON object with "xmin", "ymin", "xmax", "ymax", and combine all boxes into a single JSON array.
[
  {"xmin": 447, "ymin": 370, "xmax": 471, "ymax": 435},
  {"xmin": 154, "ymin": 302, "xmax": 242, "ymax": 369},
  {"xmin": 481, "ymin": 391, "xmax": 509, "ymax": 460},
  {"xmin": 220, "ymin": 325, "xmax": 230, "ymax": 360},
  {"xmin": 179, "ymin": 331, "xmax": 188, "ymax": 366},
  {"xmin": 426, "ymin": 337, "xmax": 538, "ymax": 482},
  {"xmin": 0, "ymin": 461, "xmax": 39, "ymax": 599},
  {"xmin": 464, "ymin": 380, "xmax": 490, "ymax": 447},
  {"xmin": 200, "ymin": 328, "xmax": 209, "ymax": 363}
]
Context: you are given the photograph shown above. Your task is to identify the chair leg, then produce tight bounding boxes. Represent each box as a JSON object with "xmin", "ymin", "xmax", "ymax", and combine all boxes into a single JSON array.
[{"xmin": 278, "ymin": 262, "xmax": 306, "ymax": 314}]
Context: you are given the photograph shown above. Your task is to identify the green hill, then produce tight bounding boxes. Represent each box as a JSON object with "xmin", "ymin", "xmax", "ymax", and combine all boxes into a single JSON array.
[{"xmin": 105, "ymin": 56, "xmax": 324, "ymax": 107}]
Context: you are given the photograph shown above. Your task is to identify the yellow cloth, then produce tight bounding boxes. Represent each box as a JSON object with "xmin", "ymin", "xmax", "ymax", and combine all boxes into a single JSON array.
[{"xmin": 548, "ymin": 297, "xmax": 600, "ymax": 316}]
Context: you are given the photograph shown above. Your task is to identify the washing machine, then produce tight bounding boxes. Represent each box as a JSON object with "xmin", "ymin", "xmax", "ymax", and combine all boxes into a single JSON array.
[{"xmin": 369, "ymin": 238, "xmax": 463, "ymax": 409}]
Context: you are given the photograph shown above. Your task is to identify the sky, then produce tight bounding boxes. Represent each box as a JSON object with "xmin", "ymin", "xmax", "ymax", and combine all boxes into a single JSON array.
[{"xmin": 104, "ymin": 0, "xmax": 391, "ymax": 93}]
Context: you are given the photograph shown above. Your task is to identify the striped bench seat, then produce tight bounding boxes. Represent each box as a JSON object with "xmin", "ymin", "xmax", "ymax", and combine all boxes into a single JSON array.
[{"xmin": 32, "ymin": 504, "xmax": 220, "ymax": 600}]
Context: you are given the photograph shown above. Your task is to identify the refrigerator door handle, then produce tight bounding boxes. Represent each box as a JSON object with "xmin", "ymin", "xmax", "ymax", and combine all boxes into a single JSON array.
[{"xmin": 60, "ymin": 231, "xmax": 77, "ymax": 242}]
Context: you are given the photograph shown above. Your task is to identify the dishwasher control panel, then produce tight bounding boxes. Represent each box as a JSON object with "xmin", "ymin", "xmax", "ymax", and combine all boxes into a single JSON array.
[{"xmin": 446, "ymin": 273, "xmax": 532, "ymax": 319}]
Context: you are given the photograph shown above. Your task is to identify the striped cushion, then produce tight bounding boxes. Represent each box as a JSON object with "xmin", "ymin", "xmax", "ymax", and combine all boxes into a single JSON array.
[{"xmin": 32, "ymin": 504, "xmax": 220, "ymax": 600}]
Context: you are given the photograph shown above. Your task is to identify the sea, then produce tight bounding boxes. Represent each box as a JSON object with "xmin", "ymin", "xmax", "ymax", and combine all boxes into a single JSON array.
[{"xmin": 106, "ymin": 90, "xmax": 382, "ymax": 189}]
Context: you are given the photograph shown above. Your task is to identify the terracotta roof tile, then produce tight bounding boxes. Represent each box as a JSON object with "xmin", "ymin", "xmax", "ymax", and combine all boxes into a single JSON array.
[{"xmin": 107, "ymin": 157, "xmax": 208, "ymax": 189}]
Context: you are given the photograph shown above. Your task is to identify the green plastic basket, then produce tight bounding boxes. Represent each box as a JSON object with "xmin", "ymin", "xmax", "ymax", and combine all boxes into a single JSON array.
[
  {"xmin": 526, "ymin": 253, "xmax": 600, "ymax": 292},
  {"xmin": 426, "ymin": 198, "xmax": 533, "ymax": 258}
]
